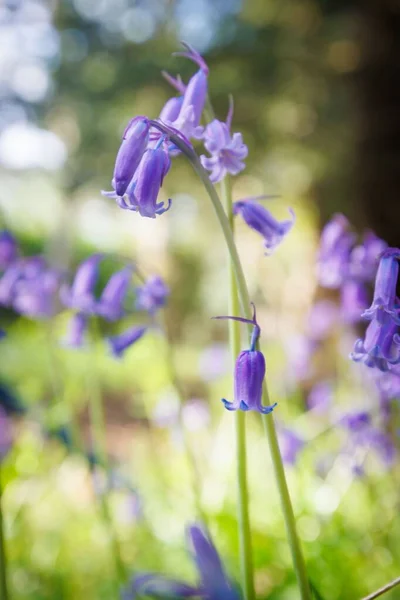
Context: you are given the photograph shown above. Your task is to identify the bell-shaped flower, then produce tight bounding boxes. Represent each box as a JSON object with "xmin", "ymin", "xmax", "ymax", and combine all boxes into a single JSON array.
[
  {"xmin": 0, "ymin": 231, "xmax": 18, "ymax": 271},
  {"xmin": 112, "ymin": 116, "xmax": 150, "ymax": 197},
  {"xmin": 349, "ymin": 232, "xmax": 387, "ymax": 282},
  {"xmin": 159, "ymin": 96, "xmax": 184, "ymax": 124},
  {"xmin": 233, "ymin": 198, "xmax": 295, "ymax": 254},
  {"xmin": 108, "ymin": 324, "xmax": 147, "ymax": 358},
  {"xmin": 60, "ymin": 254, "xmax": 103, "ymax": 313},
  {"xmin": 97, "ymin": 266, "xmax": 132, "ymax": 321},
  {"xmin": 362, "ymin": 248, "xmax": 400, "ymax": 323},
  {"xmin": 350, "ymin": 312, "xmax": 400, "ymax": 372},
  {"xmin": 200, "ymin": 102, "xmax": 248, "ymax": 183},
  {"xmin": 214, "ymin": 305, "xmax": 277, "ymax": 414},
  {"xmin": 317, "ymin": 214, "xmax": 355, "ymax": 288},
  {"xmin": 136, "ymin": 275, "xmax": 169, "ymax": 314}
]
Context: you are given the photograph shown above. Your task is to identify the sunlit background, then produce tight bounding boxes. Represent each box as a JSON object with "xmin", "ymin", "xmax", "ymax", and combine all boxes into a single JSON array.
[{"xmin": 1, "ymin": 1, "xmax": 399, "ymax": 599}]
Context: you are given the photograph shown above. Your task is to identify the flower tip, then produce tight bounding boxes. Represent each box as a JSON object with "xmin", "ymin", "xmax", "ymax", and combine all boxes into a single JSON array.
[{"xmin": 174, "ymin": 41, "xmax": 209, "ymax": 75}]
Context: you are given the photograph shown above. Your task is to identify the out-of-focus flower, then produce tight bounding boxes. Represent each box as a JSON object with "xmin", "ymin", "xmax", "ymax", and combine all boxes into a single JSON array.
[
  {"xmin": 199, "ymin": 343, "xmax": 230, "ymax": 381},
  {"xmin": 136, "ymin": 275, "xmax": 169, "ymax": 314},
  {"xmin": 317, "ymin": 214, "xmax": 355, "ymax": 288},
  {"xmin": 306, "ymin": 300, "xmax": 338, "ymax": 340},
  {"xmin": 215, "ymin": 306, "xmax": 277, "ymax": 414},
  {"xmin": 0, "ymin": 257, "xmax": 45, "ymax": 307},
  {"xmin": 108, "ymin": 325, "xmax": 147, "ymax": 358},
  {"xmin": 62, "ymin": 313, "xmax": 88, "ymax": 348},
  {"xmin": 61, "ymin": 254, "xmax": 103, "ymax": 313},
  {"xmin": 0, "ymin": 407, "xmax": 12, "ymax": 460},
  {"xmin": 285, "ymin": 335, "xmax": 316, "ymax": 383},
  {"xmin": 97, "ymin": 267, "xmax": 133, "ymax": 321},
  {"xmin": 112, "ymin": 116, "xmax": 150, "ymax": 197},
  {"xmin": 233, "ymin": 198, "xmax": 295, "ymax": 255},
  {"xmin": 307, "ymin": 381, "xmax": 333, "ymax": 413},
  {"xmin": 340, "ymin": 410, "xmax": 395, "ymax": 468},
  {"xmin": 349, "ymin": 232, "xmax": 387, "ymax": 282},
  {"xmin": 122, "ymin": 524, "xmax": 241, "ymax": 600},
  {"xmin": 362, "ymin": 248, "xmax": 400, "ymax": 323},
  {"xmin": 200, "ymin": 103, "xmax": 248, "ymax": 184},
  {"xmin": 104, "ymin": 144, "xmax": 172, "ymax": 219},
  {"xmin": 340, "ymin": 280, "xmax": 369, "ymax": 325},
  {"xmin": 13, "ymin": 266, "xmax": 60, "ymax": 319},
  {"xmin": 278, "ymin": 428, "xmax": 304, "ymax": 465},
  {"xmin": 0, "ymin": 231, "xmax": 18, "ymax": 270},
  {"xmin": 351, "ymin": 312, "xmax": 400, "ymax": 372}
]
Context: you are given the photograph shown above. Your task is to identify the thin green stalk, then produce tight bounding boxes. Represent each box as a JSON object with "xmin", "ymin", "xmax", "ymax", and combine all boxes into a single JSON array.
[
  {"xmin": 87, "ymin": 321, "xmax": 126, "ymax": 592},
  {"xmin": 159, "ymin": 311, "xmax": 206, "ymax": 522},
  {"xmin": 361, "ymin": 576, "xmax": 400, "ymax": 600},
  {"xmin": 220, "ymin": 176, "xmax": 255, "ymax": 600},
  {"xmin": 0, "ymin": 467, "xmax": 9, "ymax": 600},
  {"xmin": 152, "ymin": 126, "xmax": 311, "ymax": 599}
]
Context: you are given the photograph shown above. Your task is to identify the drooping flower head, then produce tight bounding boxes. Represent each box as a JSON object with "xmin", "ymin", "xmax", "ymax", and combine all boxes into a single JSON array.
[
  {"xmin": 108, "ymin": 324, "xmax": 147, "ymax": 358},
  {"xmin": 112, "ymin": 116, "xmax": 150, "ymax": 197},
  {"xmin": 317, "ymin": 214, "xmax": 355, "ymax": 288},
  {"xmin": 233, "ymin": 197, "xmax": 295, "ymax": 254},
  {"xmin": 60, "ymin": 254, "xmax": 103, "ymax": 313},
  {"xmin": 0, "ymin": 230, "xmax": 18, "ymax": 271},
  {"xmin": 213, "ymin": 304, "xmax": 277, "ymax": 414},
  {"xmin": 361, "ymin": 248, "xmax": 400, "ymax": 323},
  {"xmin": 136, "ymin": 275, "xmax": 169, "ymax": 314},
  {"xmin": 350, "ymin": 311, "xmax": 400, "ymax": 372},
  {"xmin": 97, "ymin": 266, "xmax": 133, "ymax": 321},
  {"xmin": 200, "ymin": 100, "xmax": 248, "ymax": 183}
]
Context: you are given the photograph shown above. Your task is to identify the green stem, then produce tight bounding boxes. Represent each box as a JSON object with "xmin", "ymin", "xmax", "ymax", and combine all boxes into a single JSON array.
[
  {"xmin": 220, "ymin": 176, "xmax": 255, "ymax": 600},
  {"xmin": 0, "ymin": 467, "xmax": 9, "ymax": 600},
  {"xmin": 157, "ymin": 129, "xmax": 311, "ymax": 599},
  {"xmin": 361, "ymin": 576, "xmax": 400, "ymax": 600}
]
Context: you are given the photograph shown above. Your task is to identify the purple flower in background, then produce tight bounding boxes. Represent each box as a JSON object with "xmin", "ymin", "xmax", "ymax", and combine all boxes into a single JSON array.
[
  {"xmin": 112, "ymin": 116, "xmax": 150, "ymax": 197},
  {"xmin": 108, "ymin": 325, "xmax": 147, "ymax": 358},
  {"xmin": 307, "ymin": 381, "xmax": 333, "ymax": 413},
  {"xmin": 233, "ymin": 198, "xmax": 295, "ymax": 254},
  {"xmin": 61, "ymin": 254, "xmax": 103, "ymax": 313},
  {"xmin": 341, "ymin": 411, "xmax": 395, "ymax": 468},
  {"xmin": 306, "ymin": 300, "xmax": 338, "ymax": 340},
  {"xmin": 136, "ymin": 275, "xmax": 169, "ymax": 314},
  {"xmin": 200, "ymin": 102, "xmax": 248, "ymax": 183},
  {"xmin": 362, "ymin": 248, "xmax": 400, "ymax": 323},
  {"xmin": 214, "ymin": 306, "xmax": 277, "ymax": 414},
  {"xmin": 351, "ymin": 312, "xmax": 400, "ymax": 371},
  {"xmin": 62, "ymin": 313, "xmax": 88, "ymax": 348},
  {"xmin": 0, "ymin": 231, "xmax": 18, "ymax": 270},
  {"xmin": 278, "ymin": 428, "xmax": 304, "ymax": 465},
  {"xmin": 340, "ymin": 280, "xmax": 369, "ymax": 325},
  {"xmin": 317, "ymin": 214, "xmax": 355, "ymax": 288},
  {"xmin": 105, "ymin": 144, "xmax": 172, "ymax": 219},
  {"xmin": 0, "ymin": 257, "xmax": 45, "ymax": 307},
  {"xmin": 13, "ymin": 266, "xmax": 61, "ymax": 319},
  {"xmin": 199, "ymin": 343, "xmax": 230, "ymax": 382},
  {"xmin": 97, "ymin": 267, "xmax": 133, "ymax": 321},
  {"xmin": 0, "ymin": 407, "xmax": 12, "ymax": 461},
  {"xmin": 349, "ymin": 232, "xmax": 387, "ymax": 282},
  {"xmin": 122, "ymin": 524, "xmax": 241, "ymax": 600}
]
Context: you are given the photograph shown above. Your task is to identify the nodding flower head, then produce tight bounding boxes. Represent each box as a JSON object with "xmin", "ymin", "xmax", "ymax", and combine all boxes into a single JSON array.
[
  {"xmin": 60, "ymin": 254, "xmax": 103, "ymax": 313},
  {"xmin": 213, "ymin": 304, "xmax": 277, "ymax": 415},
  {"xmin": 350, "ymin": 311, "xmax": 400, "ymax": 372},
  {"xmin": 349, "ymin": 231, "xmax": 387, "ymax": 282},
  {"xmin": 97, "ymin": 266, "xmax": 133, "ymax": 321},
  {"xmin": 108, "ymin": 324, "xmax": 147, "ymax": 359},
  {"xmin": 362, "ymin": 248, "xmax": 400, "ymax": 324},
  {"xmin": 0, "ymin": 231, "xmax": 18, "ymax": 271},
  {"xmin": 112, "ymin": 116, "xmax": 150, "ymax": 197},
  {"xmin": 233, "ymin": 197, "xmax": 295, "ymax": 254},
  {"xmin": 200, "ymin": 100, "xmax": 248, "ymax": 184},
  {"xmin": 105, "ymin": 142, "xmax": 172, "ymax": 219},
  {"xmin": 136, "ymin": 275, "xmax": 169, "ymax": 315},
  {"xmin": 317, "ymin": 214, "xmax": 355, "ymax": 289}
]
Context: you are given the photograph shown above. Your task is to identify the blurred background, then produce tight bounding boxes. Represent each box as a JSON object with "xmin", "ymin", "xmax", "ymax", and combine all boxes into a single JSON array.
[{"xmin": 1, "ymin": 0, "xmax": 400, "ymax": 599}]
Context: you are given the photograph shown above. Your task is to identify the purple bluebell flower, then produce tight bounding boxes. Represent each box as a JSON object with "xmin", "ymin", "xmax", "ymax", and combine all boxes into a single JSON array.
[
  {"xmin": 340, "ymin": 280, "xmax": 369, "ymax": 324},
  {"xmin": 112, "ymin": 116, "xmax": 150, "ymax": 197},
  {"xmin": 136, "ymin": 275, "xmax": 169, "ymax": 314},
  {"xmin": 0, "ymin": 231, "xmax": 18, "ymax": 270},
  {"xmin": 362, "ymin": 248, "xmax": 400, "ymax": 323},
  {"xmin": 122, "ymin": 524, "xmax": 240, "ymax": 600},
  {"xmin": 0, "ymin": 257, "xmax": 45, "ymax": 307},
  {"xmin": 233, "ymin": 198, "xmax": 295, "ymax": 254},
  {"xmin": 200, "ymin": 102, "xmax": 248, "ymax": 183},
  {"xmin": 278, "ymin": 428, "xmax": 304, "ymax": 465},
  {"xmin": 12, "ymin": 266, "xmax": 60, "ymax": 319},
  {"xmin": 60, "ymin": 254, "xmax": 102, "ymax": 313},
  {"xmin": 97, "ymin": 267, "xmax": 132, "ymax": 321},
  {"xmin": 104, "ymin": 144, "xmax": 172, "ymax": 219},
  {"xmin": 350, "ymin": 312, "xmax": 400, "ymax": 371},
  {"xmin": 317, "ymin": 214, "xmax": 355, "ymax": 288},
  {"xmin": 349, "ymin": 232, "xmax": 387, "ymax": 282},
  {"xmin": 214, "ymin": 305, "xmax": 277, "ymax": 414},
  {"xmin": 306, "ymin": 300, "xmax": 338, "ymax": 340},
  {"xmin": 159, "ymin": 96, "xmax": 184, "ymax": 123},
  {"xmin": 62, "ymin": 313, "xmax": 88, "ymax": 348},
  {"xmin": 108, "ymin": 324, "xmax": 147, "ymax": 358},
  {"xmin": 307, "ymin": 381, "xmax": 333, "ymax": 413}
]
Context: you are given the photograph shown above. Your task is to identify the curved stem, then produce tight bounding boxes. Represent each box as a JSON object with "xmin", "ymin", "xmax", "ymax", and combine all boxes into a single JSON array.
[
  {"xmin": 220, "ymin": 176, "xmax": 255, "ymax": 600},
  {"xmin": 361, "ymin": 576, "xmax": 400, "ymax": 600}
]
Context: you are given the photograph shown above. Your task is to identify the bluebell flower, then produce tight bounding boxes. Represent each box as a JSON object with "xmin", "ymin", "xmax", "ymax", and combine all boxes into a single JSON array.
[
  {"xmin": 349, "ymin": 232, "xmax": 387, "ymax": 282},
  {"xmin": 62, "ymin": 313, "xmax": 88, "ymax": 348},
  {"xmin": 159, "ymin": 96, "xmax": 184, "ymax": 124},
  {"xmin": 136, "ymin": 275, "xmax": 169, "ymax": 314},
  {"xmin": 97, "ymin": 267, "xmax": 132, "ymax": 321},
  {"xmin": 122, "ymin": 524, "xmax": 241, "ymax": 600},
  {"xmin": 233, "ymin": 198, "xmax": 295, "ymax": 254},
  {"xmin": 200, "ymin": 102, "xmax": 248, "ymax": 183},
  {"xmin": 361, "ymin": 248, "xmax": 400, "ymax": 323},
  {"xmin": 112, "ymin": 116, "xmax": 150, "ymax": 197},
  {"xmin": 214, "ymin": 305, "xmax": 277, "ymax": 414},
  {"xmin": 0, "ymin": 257, "xmax": 44, "ymax": 307},
  {"xmin": 0, "ymin": 230, "xmax": 18, "ymax": 270},
  {"xmin": 108, "ymin": 324, "xmax": 147, "ymax": 358},
  {"xmin": 60, "ymin": 254, "xmax": 102, "ymax": 313},
  {"xmin": 12, "ymin": 266, "xmax": 60, "ymax": 319},
  {"xmin": 317, "ymin": 214, "xmax": 355, "ymax": 288},
  {"xmin": 350, "ymin": 312, "xmax": 400, "ymax": 371}
]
